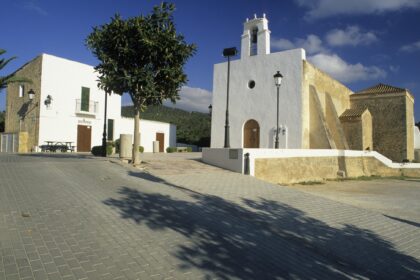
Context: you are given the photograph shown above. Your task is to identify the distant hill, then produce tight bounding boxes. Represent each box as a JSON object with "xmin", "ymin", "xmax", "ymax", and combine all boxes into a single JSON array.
[{"xmin": 121, "ymin": 105, "xmax": 210, "ymax": 147}]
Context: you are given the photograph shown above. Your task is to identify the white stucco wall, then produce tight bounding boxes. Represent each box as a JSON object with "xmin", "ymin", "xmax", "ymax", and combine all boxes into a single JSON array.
[
  {"xmin": 37, "ymin": 54, "xmax": 175, "ymax": 152},
  {"xmin": 414, "ymin": 125, "xmax": 420, "ymax": 149},
  {"xmin": 211, "ymin": 48, "xmax": 305, "ymax": 149},
  {"xmin": 115, "ymin": 117, "xmax": 176, "ymax": 152}
]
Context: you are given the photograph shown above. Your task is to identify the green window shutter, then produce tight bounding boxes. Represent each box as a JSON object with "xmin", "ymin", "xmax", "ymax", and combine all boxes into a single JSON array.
[
  {"xmin": 81, "ymin": 87, "xmax": 90, "ymax": 111},
  {"xmin": 107, "ymin": 119, "xmax": 114, "ymax": 141}
]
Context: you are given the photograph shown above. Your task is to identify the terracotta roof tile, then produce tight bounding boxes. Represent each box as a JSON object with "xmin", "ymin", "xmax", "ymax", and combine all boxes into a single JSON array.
[
  {"xmin": 339, "ymin": 107, "xmax": 369, "ymax": 120},
  {"xmin": 355, "ymin": 83, "xmax": 406, "ymax": 95}
]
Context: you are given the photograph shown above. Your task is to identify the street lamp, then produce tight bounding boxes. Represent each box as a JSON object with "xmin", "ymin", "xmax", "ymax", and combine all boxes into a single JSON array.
[
  {"xmin": 223, "ymin": 47, "xmax": 237, "ymax": 148},
  {"xmin": 102, "ymin": 92, "xmax": 110, "ymax": 157},
  {"xmin": 28, "ymin": 89, "xmax": 35, "ymax": 100},
  {"xmin": 273, "ymin": 71, "xmax": 283, "ymax": 149}
]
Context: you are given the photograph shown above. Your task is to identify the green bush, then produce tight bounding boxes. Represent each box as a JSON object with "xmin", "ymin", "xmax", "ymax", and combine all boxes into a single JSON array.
[
  {"xmin": 91, "ymin": 146, "xmax": 102, "ymax": 156},
  {"xmin": 166, "ymin": 147, "xmax": 177, "ymax": 153},
  {"xmin": 91, "ymin": 145, "xmax": 113, "ymax": 156},
  {"xmin": 93, "ymin": 143, "xmax": 113, "ymax": 156},
  {"xmin": 138, "ymin": 146, "xmax": 144, "ymax": 153},
  {"xmin": 186, "ymin": 147, "xmax": 192, "ymax": 152},
  {"xmin": 114, "ymin": 138, "xmax": 120, "ymax": 153}
]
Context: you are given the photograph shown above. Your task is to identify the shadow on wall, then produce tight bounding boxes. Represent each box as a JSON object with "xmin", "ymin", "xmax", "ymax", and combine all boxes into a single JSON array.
[{"xmin": 103, "ymin": 171, "xmax": 420, "ymax": 279}]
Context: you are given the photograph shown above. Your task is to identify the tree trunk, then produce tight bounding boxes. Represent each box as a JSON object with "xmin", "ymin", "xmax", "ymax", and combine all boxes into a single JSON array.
[{"xmin": 132, "ymin": 107, "xmax": 141, "ymax": 165}]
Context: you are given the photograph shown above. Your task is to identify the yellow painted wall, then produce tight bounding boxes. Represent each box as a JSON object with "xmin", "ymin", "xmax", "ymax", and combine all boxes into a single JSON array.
[
  {"xmin": 302, "ymin": 61, "xmax": 353, "ymax": 149},
  {"xmin": 255, "ymin": 156, "xmax": 419, "ymax": 185}
]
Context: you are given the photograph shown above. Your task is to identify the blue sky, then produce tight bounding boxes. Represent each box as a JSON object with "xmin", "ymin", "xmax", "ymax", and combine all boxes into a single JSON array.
[{"xmin": 1, "ymin": 0, "xmax": 420, "ymax": 119}]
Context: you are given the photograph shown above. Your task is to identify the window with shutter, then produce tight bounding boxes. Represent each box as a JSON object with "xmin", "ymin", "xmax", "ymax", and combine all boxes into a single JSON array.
[{"xmin": 81, "ymin": 87, "xmax": 90, "ymax": 111}]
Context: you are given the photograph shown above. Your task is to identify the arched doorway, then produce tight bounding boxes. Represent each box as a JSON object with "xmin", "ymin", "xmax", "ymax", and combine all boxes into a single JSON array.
[{"xmin": 243, "ymin": 119, "xmax": 260, "ymax": 148}]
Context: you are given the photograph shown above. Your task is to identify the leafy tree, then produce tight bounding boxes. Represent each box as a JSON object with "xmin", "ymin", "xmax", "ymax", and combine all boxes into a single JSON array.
[
  {"xmin": 86, "ymin": 2, "xmax": 196, "ymax": 164},
  {"xmin": 0, "ymin": 49, "xmax": 31, "ymax": 90}
]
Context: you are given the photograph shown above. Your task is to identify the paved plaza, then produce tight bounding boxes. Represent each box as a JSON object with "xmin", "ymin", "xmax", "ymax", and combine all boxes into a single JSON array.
[{"xmin": 0, "ymin": 153, "xmax": 419, "ymax": 279}]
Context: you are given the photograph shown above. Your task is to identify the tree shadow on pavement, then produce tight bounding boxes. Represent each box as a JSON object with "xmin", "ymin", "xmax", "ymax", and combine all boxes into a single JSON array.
[{"xmin": 104, "ymin": 173, "xmax": 420, "ymax": 279}]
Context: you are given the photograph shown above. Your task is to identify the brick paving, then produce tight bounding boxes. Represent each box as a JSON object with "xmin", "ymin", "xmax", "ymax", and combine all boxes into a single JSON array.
[{"xmin": 0, "ymin": 153, "xmax": 419, "ymax": 279}]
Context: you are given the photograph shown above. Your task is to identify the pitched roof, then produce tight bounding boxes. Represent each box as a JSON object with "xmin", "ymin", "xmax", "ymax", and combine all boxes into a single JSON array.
[
  {"xmin": 339, "ymin": 107, "xmax": 369, "ymax": 120},
  {"xmin": 355, "ymin": 83, "xmax": 406, "ymax": 95}
]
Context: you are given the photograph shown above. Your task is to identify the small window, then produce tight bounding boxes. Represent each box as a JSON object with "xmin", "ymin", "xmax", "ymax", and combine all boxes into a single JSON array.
[
  {"xmin": 81, "ymin": 87, "xmax": 90, "ymax": 111},
  {"xmin": 248, "ymin": 80, "xmax": 256, "ymax": 89},
  {"xmin": 19, "ymin": 85, "xmax": 24, "ymax": 97}
]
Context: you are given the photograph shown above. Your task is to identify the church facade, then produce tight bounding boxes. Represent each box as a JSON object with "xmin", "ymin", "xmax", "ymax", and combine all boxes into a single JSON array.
[{"xmin": 211, "ymin": 15, "xmax": 419, "ymax": 162}]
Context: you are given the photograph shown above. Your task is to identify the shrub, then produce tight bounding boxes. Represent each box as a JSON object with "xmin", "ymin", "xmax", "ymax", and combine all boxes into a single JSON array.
[
  {"xmin": 91, "ymin": 144, "xmax": 113, "ymax": 156},
  {"xmin": 138, "ymin": 146, "xmax": 144, "ymax": 153},
  {"xmin": 186, "ymin": 147, "xmax": 192, "ymax": 152},
  {"xmin": 166, "ymin": 147, "xmax": 177, "ymax": 153},
  {"xmin": 114, "ymin": 138, "xmax": 120, "ymax": 153}
]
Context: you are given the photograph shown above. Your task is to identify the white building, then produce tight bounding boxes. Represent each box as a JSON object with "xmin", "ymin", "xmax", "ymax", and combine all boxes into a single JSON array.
[
  {"xmin": 210, "ymin": 15, "xmax": 419, "ymax": 163},
  {"xmin": 211, "ymin": 15, "xmax": 306, "ymax": 149},
  {"xmin": 5, "ymin": 54, "xmax": 176, "ymax": 152}
]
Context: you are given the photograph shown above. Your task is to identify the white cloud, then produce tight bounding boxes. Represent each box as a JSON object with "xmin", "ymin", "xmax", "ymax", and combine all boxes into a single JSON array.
[
  {"xmin": 163, "ymin": 86, "xmax": 212, "ymax": 113},
  {"xmin": 400, "ymin": 40, "xmax": 420, "ymax": 52},
  {"xmin": 272, "ymin": 28, "xmax": 386, "ymax": 83},
  {"xmin": 272, "ymin": 34, "xmax": 327, "ymax": 54},
  {"xmin": 121, "ymin": 86, "xmax": 212, "ymax": 113},
  {"xmin": 389, "ymin": 65, "xmax": 400, "ymax": 73},
  {"xmin": 295, "ymin": 0, "xmax": 420, "ymax": 20},
  {"xmin": 23, "ymin": 1, "xmax": 47, "ymax": 16},
  {"xmin": 271, "ymin": 38, "xmax": 295, "ymax": 50},
  {"xmin": 326, "ymin": 26, "xmax": 378, "ymax": 46},
  {"xmin": 308, "ymin": 53, "xmax": 387, "ymax": 83}
]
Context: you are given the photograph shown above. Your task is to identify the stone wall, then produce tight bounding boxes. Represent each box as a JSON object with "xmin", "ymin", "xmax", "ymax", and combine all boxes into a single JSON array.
[
  {"xmin": 341, "ymin": 120, "xmax": 363, "ymax": 150},
  {"xmin": 341, "ymin": 111, "xmax": 372, "ymax": 151},
  {"xmin": 362, "ymin": 111, "xmax": 373, "ymax": 151},
  {"xmin": 254, "ymin": 156, "xmax": 420, "ymax": 184},
  {"xmin": 350, "ymin": 93, "xmax": 414, "ymax": 162},
  {"xmin": 6, "ymin": 56, "xmax": 42, "ymax": 152},
  {"xmin": 302, "ymin": 61, "xmax": 352, "ymax": 149}
]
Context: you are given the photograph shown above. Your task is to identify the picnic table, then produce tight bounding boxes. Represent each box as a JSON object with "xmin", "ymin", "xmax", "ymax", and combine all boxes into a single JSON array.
[{"xmin": 40, "ymin": 141, "xmax": 75, "ymax": 153}]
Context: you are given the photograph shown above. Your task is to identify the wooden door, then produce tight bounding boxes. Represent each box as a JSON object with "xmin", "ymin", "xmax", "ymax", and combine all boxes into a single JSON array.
[
  {"xmin": 243, "ymin": 119, "xmax": 260, "ymax": 148},
  {"xmin": 77, "ymin": 125, "xmax": 92, "ymax": 152},
  {"xmin": 156, "ymin": 132, "xmax": 164, "ymax": 152}
]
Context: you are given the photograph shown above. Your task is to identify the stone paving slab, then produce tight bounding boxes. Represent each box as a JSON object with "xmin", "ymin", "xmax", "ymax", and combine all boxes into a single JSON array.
[{"xmin": 0, "ymin": 153, "xmax": 419, "ymax": 279}]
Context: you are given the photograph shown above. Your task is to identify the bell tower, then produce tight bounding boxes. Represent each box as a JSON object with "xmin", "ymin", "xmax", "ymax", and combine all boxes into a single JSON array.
[{"xmin": 241, "ymin": 14, "xmax": 271, "ymax": 60}]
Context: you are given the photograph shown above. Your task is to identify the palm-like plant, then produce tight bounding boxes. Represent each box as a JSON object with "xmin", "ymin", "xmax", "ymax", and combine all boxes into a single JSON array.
[{"xmin": 0, "ymin": 49, "xmax": 31, "ymax": 90}]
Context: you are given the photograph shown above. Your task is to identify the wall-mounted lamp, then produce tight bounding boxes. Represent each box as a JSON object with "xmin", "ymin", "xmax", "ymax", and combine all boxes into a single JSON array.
[
  {"xmin": 28, "ymin": 89, "xmax": 35, "ymax": 100},
  {"xmin": 44, "ymin": 95, "xmax": 53, "ymax": 108}
]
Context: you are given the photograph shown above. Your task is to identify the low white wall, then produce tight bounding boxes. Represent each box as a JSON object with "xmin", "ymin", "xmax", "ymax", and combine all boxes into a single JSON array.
[
  {"xmin": 115, "ymin": 117, "xmax": 175, "ymax": 152},
  {"xmin": 202, "ymin": 148, "xmax": 244, "ymax": 173},
  {"xmin": 202, "ymin": 148, "xmax": 420, "ymax": 176}
]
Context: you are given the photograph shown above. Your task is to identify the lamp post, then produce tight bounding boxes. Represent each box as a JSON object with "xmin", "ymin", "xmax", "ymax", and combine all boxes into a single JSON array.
[
  {"xmin": 223, "ymin": 47, "xmax": 237, "ymax": 148},
  {"xmin": 101, "ymin": 92, "xmax": 109, "ymax": 157},
  {"xmin": 273, "ymin": 71, "xmax": 283, "ymax": 149}
]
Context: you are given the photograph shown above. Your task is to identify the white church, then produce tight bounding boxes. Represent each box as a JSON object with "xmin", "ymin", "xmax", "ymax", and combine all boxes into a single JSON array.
[
  {"xmin": 210, "ymin": 14, "xmax": 420, "ymax": 163},
  {"xmin": 211, "ymin": 14, "xmax": 308, "ymax": 149}
]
